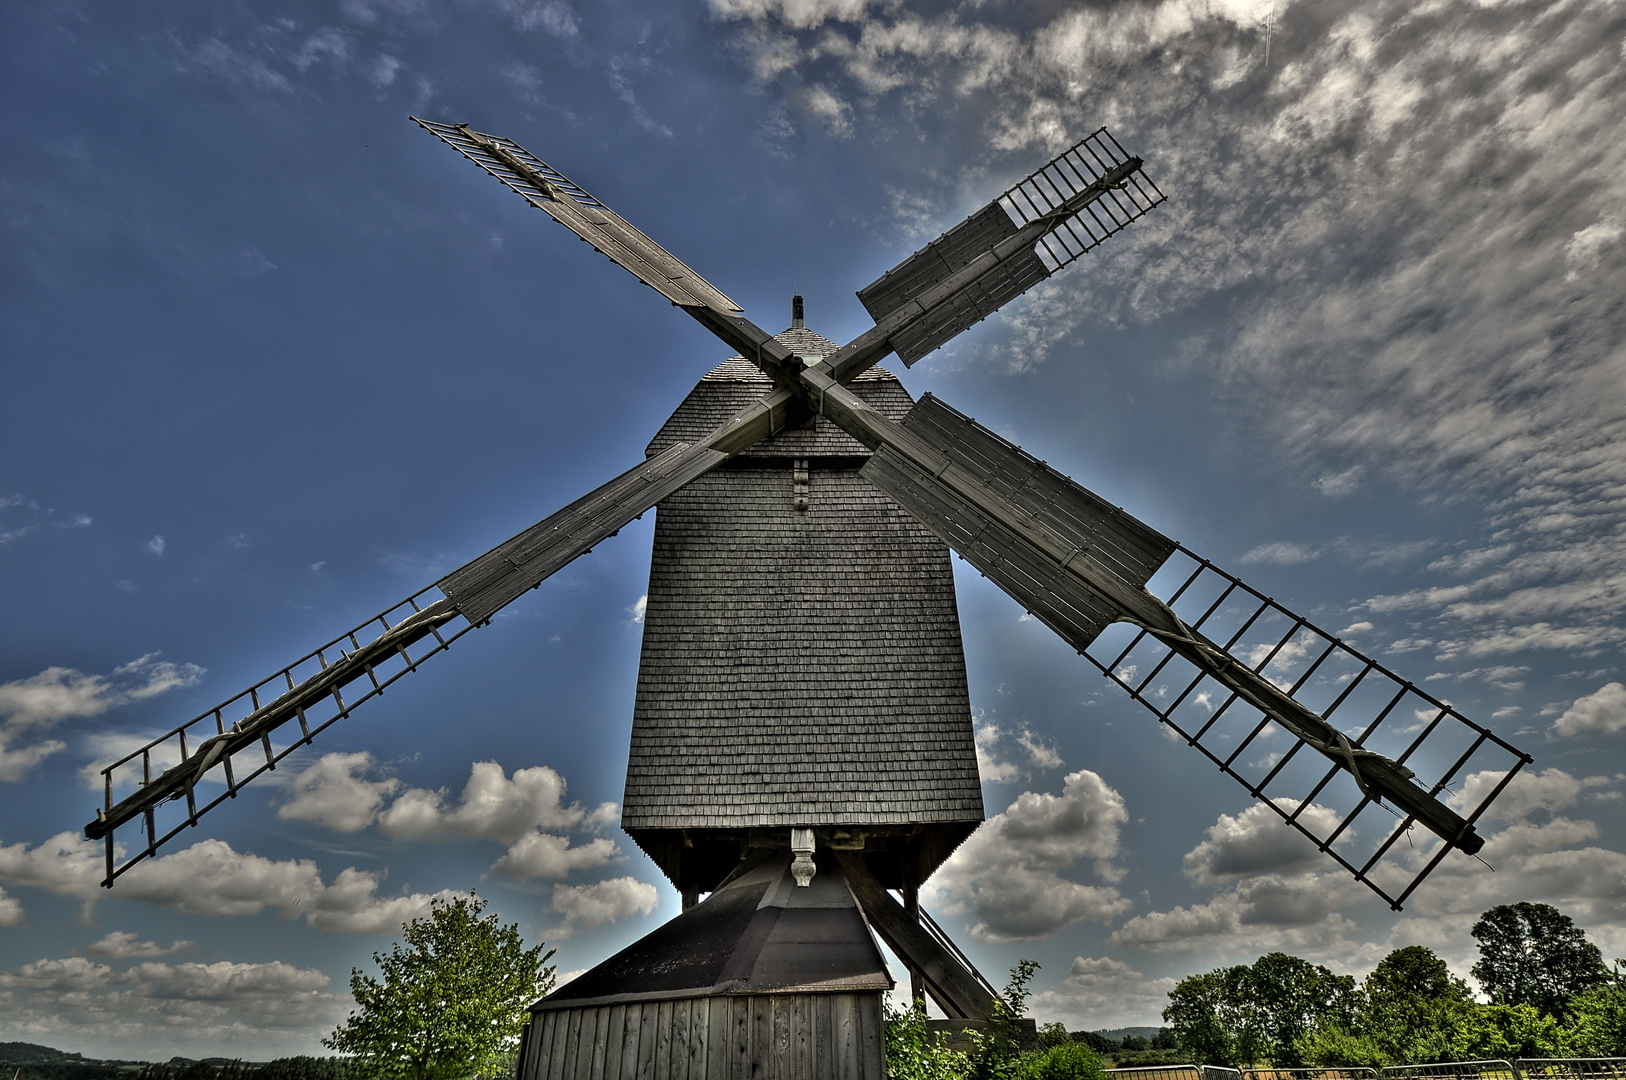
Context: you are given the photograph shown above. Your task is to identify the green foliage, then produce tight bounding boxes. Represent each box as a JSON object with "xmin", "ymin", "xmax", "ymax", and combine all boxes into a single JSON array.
[
  {"xmin": 324, "ymin": 894, "xmax": 556, "ymax": 1080},
  {"xmin": 1449, "ymin": 1003, "xmax": 1565, "ymax": 1060},
  {"xmin": 1356, "ymin": 945, "xmax": 1474, "ymax": 1065},
  {"xmin": 1012, "ymin": 1042, "xmax": 1104, "ymax": 1080},
  {"xmin": 1295, "ymin": 1024, "xmax": 1389, "ymax": 1068},
  {"xmin": 1037, "ymin": 1024, "xmax": 1072, "ymax": 1051},
  {"xmin": 968, "ymin": 960, "xmax": 1041, "ymax": 1080},
  {"xmin": 883, "ymin": 1000, "xmax": 971, "ymax": 1080},
  {"xmin": 1562, "ymin": 969, "xmax": 1626, "ymax": 1056},
  {"xmin": 1471, "ymin": 903, "xmax": 1609, "ymax": 1019},
  {"xmin": 1163, "ymin": 953, "xmax": 1355, "ymax": 1066}
]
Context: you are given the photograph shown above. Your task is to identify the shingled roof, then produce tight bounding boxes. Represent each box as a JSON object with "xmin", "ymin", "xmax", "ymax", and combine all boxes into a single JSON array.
[{"xmin": 623, "ymin": 326, "xmax": 983, "ymax": 838}]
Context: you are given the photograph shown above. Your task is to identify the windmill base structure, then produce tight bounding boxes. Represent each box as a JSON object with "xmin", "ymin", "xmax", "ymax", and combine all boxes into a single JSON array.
[{"xmin": 80, "ymin": 119, "xmax": 1533, "ymax": 1080}]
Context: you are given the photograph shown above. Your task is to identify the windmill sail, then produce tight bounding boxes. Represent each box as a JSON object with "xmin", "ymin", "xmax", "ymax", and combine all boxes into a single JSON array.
[
  {"xmin": 857, "ymin": 129, "xmax": 1164, "ymax": 365},
  {"xmin": 80, "ymin": 387, "xmax": 811, "ymax": 884},
  {"xmin": 412, "ymin": 118, "xmax": 743, "ymax": 316},
  {"xmin": 800, "ymin": 377, "xmax": 1530, "ymax": 908}
]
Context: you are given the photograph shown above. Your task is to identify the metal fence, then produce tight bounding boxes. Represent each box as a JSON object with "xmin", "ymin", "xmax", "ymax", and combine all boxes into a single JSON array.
[{"xmin": 1104, "ymin": 1061, "xmax": 1626, "ymax": 1080}]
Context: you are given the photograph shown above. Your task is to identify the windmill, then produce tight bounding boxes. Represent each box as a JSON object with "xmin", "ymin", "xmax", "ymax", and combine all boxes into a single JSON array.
[{"xmin": 84, "ymin": 119, "xmax": 1530, "ymax": 1079}]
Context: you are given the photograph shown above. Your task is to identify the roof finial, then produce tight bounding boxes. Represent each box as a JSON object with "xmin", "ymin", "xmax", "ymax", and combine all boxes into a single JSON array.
[{"xmin": 791, "ymin": 294, "xmax": 804, "ymax": 329}]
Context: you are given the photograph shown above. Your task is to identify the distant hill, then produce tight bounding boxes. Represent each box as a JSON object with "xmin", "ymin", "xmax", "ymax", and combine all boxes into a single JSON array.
[{"xmin": 0, "ymin": 1042, "xmax": 146, "ymax": 1080}]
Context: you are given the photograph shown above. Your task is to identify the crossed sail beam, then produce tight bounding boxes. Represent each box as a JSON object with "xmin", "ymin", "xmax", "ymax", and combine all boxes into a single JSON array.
[{"xmin": 86, "ymin": 120, "xmax": 1527, "ymax": 913}]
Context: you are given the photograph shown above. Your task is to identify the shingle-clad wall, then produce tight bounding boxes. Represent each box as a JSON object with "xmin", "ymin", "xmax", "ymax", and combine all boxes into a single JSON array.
[{"xmin": 623, "ymin": 330, "xmax": 983, "ymax": 831}]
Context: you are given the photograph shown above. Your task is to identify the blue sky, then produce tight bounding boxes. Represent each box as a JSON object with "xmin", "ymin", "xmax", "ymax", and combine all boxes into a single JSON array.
[{"xmin": 3, "ymin": 0, "xmax": 1625, "ymax": 1060}]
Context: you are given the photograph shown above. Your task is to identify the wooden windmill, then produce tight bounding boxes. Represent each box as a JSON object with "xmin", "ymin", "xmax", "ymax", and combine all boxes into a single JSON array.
[{"xmin": 85, "ymin": 118, "xmax": 1532, "ymax": 1080}]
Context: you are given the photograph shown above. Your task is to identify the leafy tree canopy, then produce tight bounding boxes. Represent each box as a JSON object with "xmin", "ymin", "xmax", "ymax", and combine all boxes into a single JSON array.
[
  {"xmin": 325, "ymin": 894, "xmax": 556, "ymax": 1080},
  {"xmin": 1163, "ymin": 953, "xmax": 1355, "ymax": 1067},
  {"xmin": 1360, "ymin": 945, "xmax": 1474, "ymax": 1064},
  {"xmin": 1471, "ymin": 903, "xmax": 1608, "ymax": 1018}
]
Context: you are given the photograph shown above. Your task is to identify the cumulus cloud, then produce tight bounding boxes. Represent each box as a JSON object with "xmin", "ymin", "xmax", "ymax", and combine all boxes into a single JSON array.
[
  {"xmin": 82, "ymin": 932, "xmax": 192, "ymax": 959},
  {"xmin": 548, "ymin": 876, "xmax": 658, "ymax": 939},
  {"xmin": 277, "ymin": 752, "xmax": 401, "ymax": 832},
  {"xmin": 709, "ymin": 0, "xmax": 1626, "ymax": 673},
  {"xmin": 278, "ymin": 754, "xmax": 619, "ymax": 882},
  {"xmin": 1110, "ymin": 872, "xmax": 1364, "ymax": 956},
  {"xmin": 0, "ymin": 885, "xmax": 22, "ymax": 927},
  {"xmin": 0, "ymin": 655, "xmax": 203, "ymax": 782},
  {"xmin": 926, "ymin": 770, "xmax": 1130, "ymax": 942},
  {"xmin": 1181, "ymin": 800, "xmax": 1347, "ymax": 885},
  {"xmin": 1554, "ymin": 682, "xmax": 1626, "ymax": 738},
  {"xmin": 0, "ymin": 832, "xmax": 458, "ymax": 933},
  {"xmin": 0, "ymin": 955, "xmax": 344, "ymax": 1060},
  {"xmin": 973, "ymin": 717, "xmax": 1062, "ymax": 784},
  {"xmin": 1031, "ymin": 956, "xmax": 1179, "ymax": 1029}
]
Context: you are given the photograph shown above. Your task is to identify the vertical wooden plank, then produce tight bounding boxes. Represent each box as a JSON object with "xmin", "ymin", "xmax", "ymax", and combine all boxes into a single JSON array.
[
  {"xmin": 790, "ymin": 995, "xmax": 810, "ymax": 1080},
  {"xmin": 669, "ymin": 998, "xmax": 690, "ymax": 1080},
  {"xmin": 654, "ymin": 1000, "xmax": 674, "ymax": 1080},
  {"xmin": 858, "ymin": 996, "xmax": 882, "ymax": 1080},
  {"xmin": 732, "ymin": 996, "xmax": 751, "ymax": 1080},
  {"xmin": 587, "ymin": 1006, "xmax": 610, "ymax": 1080},
  {"xmin": 637, "ymin": 1001, "xmax": 659, "ymax": 1080},
  {"xmin": 833, "ymin": 995, "xmax": 857, "ymax": 1080},
  {"xmin": 617, "ymin": 1001, "xmax": 643, "ymax": 1080},
  {"xmin": 749, "ymin": 996, "xmax": 771, "ymax": 1080},
  {"xmin": 710, "ymin": 996, "xmax": 731, "ymax": 1080},
  {"xmin": 812, "ymin": 995, "xmax": 831, "ymax": 1080},
  {"xmin": 528, "ymin": 1014, "xmax": 551, "ymax": 1080},
  {"xmin": 608, "ymin": 1001, "xmax": 630, "ymax": 1080},
  {"xmin": 547, "ymin": 1011, "xmax": 569, "ymax": 1080},
  {"xmin": 769, "ymin": 996, "xmax": 791, "ymax": 1080},
  {"xmin": 692, "ymin": 998, "xmax": 712, "ymax": 1080},
  {"xmin": 562, "ymin": 1008, "xmax": 587, "ymax": 1080}
]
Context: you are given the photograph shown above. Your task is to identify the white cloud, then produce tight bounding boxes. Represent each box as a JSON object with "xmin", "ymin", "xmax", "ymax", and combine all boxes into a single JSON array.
[
  {"xmin": 974, "ymin": 719, "xmax": 1019, "ymax": 783},
  {"xmin": 926, "ymin": 770, "xmax": 1130, "ymax": 942},
  {"xmin": 492, "ymin": 833, "xmax": 617, "ymax": 881},
  {"xmin": 495, "ymin": 0, "xmax": 579, "ymax": 36},
  {"xmin": 1110, "ymin": 871, "xmax": 1364, "ymax": 956},
  {"xmin": 0, "ymin": 654, "xmax": 203, "ymax": 729},
  {"xmin": 1449, "ymin": 767, "xmax": 1610, "ymax": 824},
  {"xmin": 0, "ymin": 832, "xmax": 458, "ymax": 933},
  {"xmin": 0, "ymin": 655, "xmax": 203, "ymax": 783},
  {"xmin": 277, "ymin": 751, "xmax": 401, "ymax": 832},
  {"xmin": 377, "ymin": 761, "xmax": 590, "ymax": 842},
  {"xmin": 82, "ymin": 931, "xmax": 192, "ymax": 959},
  {"xmin": 1554, "ymin": 682, "xmax": 1626, "ymax": 737},
  {"xmin": 0, "ymin": 885, "xmax": 22, "ymax": 927},
  {"xmin": 548, "ymin": 876, "xmax": 658, "ymax": 939},
  {"xmin": 0, "ymin": 494, "xmax": 92, "ymax": 545},
  {"xmin": 279, "ymin": 754, "xmax": 619, "ymax": 881},
  {"xmin": 1240, "ymin": 541, "xmax": 1318, "ymax": 566},
  {"xmin": 629, "ymin": 594, "xmax": 648, "ymax": 624},
  {"xmin": 1031, "ymin": 956, "xmax": 1179, "ymax": 1029},
  {"xmin": 0, "ymin": 955, "xmax": 343, "ymax": 1060},
  {"xmin": 145, "ymin": 535, "xmax": 165, "ymax": 556},
  {"xmin": 1182, "ymin": 800, "xmax": 1346, "ymax": 885}
]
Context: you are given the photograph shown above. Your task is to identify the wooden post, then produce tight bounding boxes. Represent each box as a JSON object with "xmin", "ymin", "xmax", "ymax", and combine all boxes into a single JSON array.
[{"xmin": 902, "ymin": 857, "xmax": 926, "ymax": 1007}]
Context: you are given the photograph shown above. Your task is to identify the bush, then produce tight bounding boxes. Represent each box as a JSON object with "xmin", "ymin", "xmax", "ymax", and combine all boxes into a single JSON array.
[{"xmin": 1013, "ymin": 1042, "xmax": 1104, "ymax": 1080}]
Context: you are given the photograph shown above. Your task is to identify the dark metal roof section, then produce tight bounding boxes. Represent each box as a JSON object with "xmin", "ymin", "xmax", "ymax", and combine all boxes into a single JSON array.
[{"xmin": 535, "ymin": 853, "xmax": 892, "ymax": 1011}]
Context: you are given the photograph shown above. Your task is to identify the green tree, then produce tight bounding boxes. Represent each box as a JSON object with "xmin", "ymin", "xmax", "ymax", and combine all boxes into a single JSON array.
[
  {"xmin": 325, "ymin": 894, "xmax": 556, "ymax": 1080},
  {"xmin": 1164, "ymin": 966, "xmax": 1252, "ymax": 1066},
  {"xmin": 1357, "ymin": 945, "xmax": 1474, "ymax": 1064},
  {"xmin": 1013, "ymin": 1042, "xmax": 1103, "ymax": 1080},
  {"xmin": 1246, "ymin": 952, "xmax": 1358, "ymax": 1067},
  {"xmin": 1471, "ymin": 903, "xmax": 1608, "ymax": 1019},
  {"xmin": 1561, "ymin": 962, "xmax": 1626, "ymax": 1056},
  {"xmin": 969, "ymin": 960, "xmax": 1040, "ymax": 1080},
  {"xmin": 1449, "ymin": 1003, "xmax": 1564, "ymax": 1059}
]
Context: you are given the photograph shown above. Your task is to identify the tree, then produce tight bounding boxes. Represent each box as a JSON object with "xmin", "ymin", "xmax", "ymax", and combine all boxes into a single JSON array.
[
  {"xmin": 1358, "ymin": 945, "xmax": 1474, "ymax": 1064},
  {"xmin": 1562, "ymin": 962, "xmax": 1626, "ymax": 1056},
  {"xmin": 1163, "ymin": 954, "xmax": 1355, "ymax": 1067},
  {"xmin": 1471, "ymin": 902, "xmax": 1608, "ymax": 1018},
  {"xmin": 325, "ymin": 894, "xmax": 556, "ymax": 1080}
]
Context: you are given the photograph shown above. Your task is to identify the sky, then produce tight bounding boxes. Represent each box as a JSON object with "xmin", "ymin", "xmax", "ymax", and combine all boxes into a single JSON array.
[{"xmin": 2, "ymin": 0, "xmax": 1625, "ymax": 1061}]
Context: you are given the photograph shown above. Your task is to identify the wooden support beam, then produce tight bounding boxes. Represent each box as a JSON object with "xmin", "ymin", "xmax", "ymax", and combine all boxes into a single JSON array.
[{"xmin": 835, "ymin": 853, "xmax": 994, "ymax": 1022}]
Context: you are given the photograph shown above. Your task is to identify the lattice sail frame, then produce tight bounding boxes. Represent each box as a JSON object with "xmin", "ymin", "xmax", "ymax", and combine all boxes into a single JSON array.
[
  {"xmin": 1084, "ymin": 546, "xmax": 1530, "ymax": 909},
  {"xmin": 997, "ymin": 128, "xmax": 1164, "ymax": 273}
]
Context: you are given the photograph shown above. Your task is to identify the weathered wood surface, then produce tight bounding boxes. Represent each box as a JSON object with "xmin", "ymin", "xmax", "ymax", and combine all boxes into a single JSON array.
[{"xmin": 524, "ymin": 994, "xmax": 882, "ymax": 1080}]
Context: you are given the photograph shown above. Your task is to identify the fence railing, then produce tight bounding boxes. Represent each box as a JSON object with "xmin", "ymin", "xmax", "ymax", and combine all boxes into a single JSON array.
[{"xmin": 1104, "ymin": 1059, "xmax": 1626, "ymax": 1080}]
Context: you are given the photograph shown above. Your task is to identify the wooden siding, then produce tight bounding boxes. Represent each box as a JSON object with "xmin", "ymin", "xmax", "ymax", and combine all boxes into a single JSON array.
[{"xmin": 524, "ymin": 993, "xmax": 884, "ymax": 1080}]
